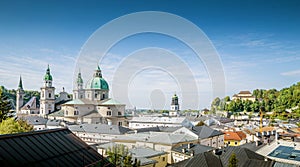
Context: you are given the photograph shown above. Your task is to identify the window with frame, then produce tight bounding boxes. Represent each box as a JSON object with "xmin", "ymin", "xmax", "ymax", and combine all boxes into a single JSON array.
[
  {"xmin": 107, "ymin": 111, "xmax": 112, "ymax": 116},
  {"xmin": 118, "ymin": 112, "xmax": 122, "ymax": 116}
]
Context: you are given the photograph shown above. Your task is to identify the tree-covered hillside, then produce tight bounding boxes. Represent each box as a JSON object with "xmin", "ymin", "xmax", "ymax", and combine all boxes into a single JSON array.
[{"xmin": 211, "ymin": 82, "xmax": 300, "ymax": 118}]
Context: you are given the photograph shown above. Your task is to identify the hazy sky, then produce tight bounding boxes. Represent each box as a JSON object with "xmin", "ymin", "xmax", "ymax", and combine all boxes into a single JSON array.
[{"xmin": 0, "ymin": 0, "xmax": 300, "ymax": 109}]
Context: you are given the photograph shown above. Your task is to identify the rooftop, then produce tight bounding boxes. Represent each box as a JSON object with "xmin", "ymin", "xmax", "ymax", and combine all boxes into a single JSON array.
[
  {"xmin": 172, "ymin": 143, "xmax": 214, "ymax": 155},
  {"xmin": 224, "ymin": 131, "xmax": 247, "ymax": 141},
  {"xmin": 68, "ymin": 124, "xmax": 131, "ymax": 135},
  {"xmin": 173, "ymin": 146, "xmax": 274, "ymax": 167},
  {"xmin": 130, "ymin": 147, "xmax": 166, "ymax": 158},
  {"xmin": 0, "ymin": 128, "xmax": 113, "ymax": 166},
  {"xmin": 17, "ymin": 115, "xmax": 47, "ymax": 125}
]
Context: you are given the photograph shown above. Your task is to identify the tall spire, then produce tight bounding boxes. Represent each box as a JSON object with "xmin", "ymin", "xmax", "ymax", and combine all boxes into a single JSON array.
[
  {"xmin": 18, "ymin": 76, "xmax": 23, "ymax": 90},
  {"xmin": 44, "ymin": 64, "xmax": 53, "ymax": 81},
  {"xmin": 77, "ymin": 69, "xmax": 83, "ymax": 84},
  {"xmin": 94, "ymin": 65, "xmax": 102, "ymax": 78}
]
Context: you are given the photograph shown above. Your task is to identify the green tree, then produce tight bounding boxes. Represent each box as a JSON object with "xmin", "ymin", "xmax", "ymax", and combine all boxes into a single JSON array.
[
  {"xmin": 17, "ymin": 119, "xmax": 34, "ymax": 132},
  {"xmin": 107, "ymin": 144, "xmax": 138, "ymax": 167},
  {"xmin": 0, "ymin": 87, "xmax": 12, "ymax": 122},
  {"xmin": 0, "ymin": 118, "xmax": 33, "ymax": 134},
  {"xmin": 228, "ymin": 152, "xmax": 238, "ymax": 167},
  {"xmin": 196, "ymin": 121, "xmax": 206, "ymax": 126},
  {"xmin": 211, "ymin": 97, "xmax": 221, "ymax": 112},
  {"xmin": 224, "ymin": 96, "xmax": 231, "ymax": 102}
]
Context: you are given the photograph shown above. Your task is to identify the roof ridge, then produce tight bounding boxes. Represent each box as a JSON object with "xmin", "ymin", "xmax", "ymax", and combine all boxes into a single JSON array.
[{"xmin": 0, "ymin": 128, "xmax": 68, "ymax": 139}]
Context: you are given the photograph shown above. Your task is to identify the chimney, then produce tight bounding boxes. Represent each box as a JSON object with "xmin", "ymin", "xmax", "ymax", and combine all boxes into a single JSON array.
[
  {"xmin": 188, "ymin": 143, "xmax": 191, "ymax": 149},
  {"xmin": 190, "ymin": 150, "xmax": 194, "ymax": 157},
  {"xmin": 182, "ymin": 148, "xmax": 185, "ymax": 153}
]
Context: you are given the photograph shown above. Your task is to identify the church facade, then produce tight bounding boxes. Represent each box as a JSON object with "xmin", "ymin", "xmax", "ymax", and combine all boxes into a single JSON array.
[{"xmin": 16, "ymin": 65, "xmax": 127, "ymax": 126}]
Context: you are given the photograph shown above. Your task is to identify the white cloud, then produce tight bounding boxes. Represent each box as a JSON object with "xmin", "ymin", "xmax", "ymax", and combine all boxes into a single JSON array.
[{"xmin": 281, "ymin": 70, "xmax": 300, "ymax": 77}]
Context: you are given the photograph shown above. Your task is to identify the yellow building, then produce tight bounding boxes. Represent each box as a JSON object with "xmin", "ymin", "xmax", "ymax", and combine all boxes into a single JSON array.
[{"xmin": 224, "ymin": 131, "xmax": 247, "ymax": 146}]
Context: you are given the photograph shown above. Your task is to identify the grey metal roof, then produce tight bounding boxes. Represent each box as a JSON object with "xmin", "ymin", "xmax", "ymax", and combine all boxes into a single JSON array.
[
  {"xmin": 220, "ymin": 147, "xmax": 274, "ymax": 167},
  {"xmin": 113, "ymin": 132, "xmax": 197, "ymax": 145},
  {"xmin": 17, "ymin": 115, "xmax": 47, "ymax": 125},
  {"xmin": 273, "ymin": 162, "xmax": 297, "ymax": 167},
  {"xmin": 82, "ymin": 110, "xmax": 101, "ymax": 118},
  {"xmin": 190, "ymin": 126, "xmax": 224, "ymax": 139},
  {"xmin": 68, "ymin": 124, "xmax": 131, "ymax": 135},
  {"xmin": 172, "ymin": 151, "xmax": 222, "ymax": 167},
  {"xmin": 46, "ymin": 119, "xmax": 62, "ymax": 126},
  {"xmin": 172, "ymin": 147, "xmax": 274, "ymax": 167},
  {"xmin": 130, "ymin": 147, "xmax": 166, "ymax": 158},
  {"xmin": 21, "ymin": 96, "xmax": 38, "ymax": 110},
  {"xmin": 147, "ymin": 133, "xmax": 197, "ymax": 145},
  {"xmin": 48, "ymin": 109, "xmax": 64, "ymax": 117},
  {"xmin": 159, "ymin": 126, "xmax": 181, "ymax": 132},
  {"xmin": 128, "ymin": 126, "xmax": 180, "ymax": 134},
  {"xmin": 172, "ymin": 143, "xmax": 214, "ymax": 155},
  {"xmin": 240, "ymin": 142, "xmax": 266, "ymax": 152},
  {"xmin": 0, "ymin": 128, "xmax": 114, "ymax": 167}
]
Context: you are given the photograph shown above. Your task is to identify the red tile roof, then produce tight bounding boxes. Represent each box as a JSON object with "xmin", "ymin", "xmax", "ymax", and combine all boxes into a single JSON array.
[{"xmin": 224, "ymin": 131, "xmax": 247, "ymax": 141}]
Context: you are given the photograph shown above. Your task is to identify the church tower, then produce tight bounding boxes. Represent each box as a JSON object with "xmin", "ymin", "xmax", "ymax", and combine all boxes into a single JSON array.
[
  {"xmin": 85, "ymin": 65, "xmax": 109, "ymax": 101},
  {"xmin": 16, "ymin": 76, "xmax": 24, "ymax": 114},
  {"xmin": 40, "ymin": 65, "xmax": 55, "ymax": 116},
  {"xmin": 73, "ymin": 70, "xmax": 85, "ymax": 99},
  {"xmin": 171, "ymin": 93, "xmax": 179, "ymax": 111}
]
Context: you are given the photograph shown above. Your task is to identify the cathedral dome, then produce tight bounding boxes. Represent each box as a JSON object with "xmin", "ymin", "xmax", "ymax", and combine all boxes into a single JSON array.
[
  {"xmin": 86, "ymin": 77, "xmax": 109, "ymax": 90},
  {"xmin": 86, "ymin": 66, "xmax": 109, "ymax": 90}
]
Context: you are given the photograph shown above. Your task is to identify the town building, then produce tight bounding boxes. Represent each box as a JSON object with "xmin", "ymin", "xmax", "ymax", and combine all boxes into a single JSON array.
[
  {"xmin": 16, "ymin": 65, "xmax": 127, "ymax": 126},
  {"xmin": 129, "ymin": 116, "xmax": 193, "ymax": 129},
  {"xmin": 16, "ymin": 76, "xmax": 24, "ymax": 114},
  {"xmin": 51, "ymin": 66, "xmax": 127, "ymax": 125},
  {"xmin": 172, "ymin": 126, "xmax": 225, "ymax": 148},
  {"xmin": 16, "ymin": 65, "xmax": 70, "ymax": 117},
  {"xmin": 97, "ymin": 143, "xmax": 168, "ymax": 167},
  {"xmin": 171, "ymin": 143, "xmax": 214, "ymax": 163},
  {"xmin": 113, "ymin": 131, "xmax": 198, "ymax": 164},
  {"xmin": 256, "ymin": 140, "xmax": 300, "ymax": 166},
  {"xmin": 68, "ymin": 123, "xmax": 131, "ymax": 144},
  {"xmin": 223, "ymin": 131, "xmax": 247, "ymax": 146},
  {"xmin": 232, "ymin": 90, "xmax": 256, "ymax": 102},
  {"xmin": 169, "ymin": 93, "xmax": 180, "ymax": 117}
]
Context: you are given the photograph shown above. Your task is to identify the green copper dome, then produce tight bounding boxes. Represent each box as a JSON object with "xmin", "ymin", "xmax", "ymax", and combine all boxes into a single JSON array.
[
  {"xmin": 86, "ymin": 65, "xmax": 109, "ymax": 90},
  {"xmin": 87, "ymin": 77, "xmax": 109, "ymax": 90},
  {"xmin": 44, "ymin": 65, "xmax": 53, "ymax": 81}
]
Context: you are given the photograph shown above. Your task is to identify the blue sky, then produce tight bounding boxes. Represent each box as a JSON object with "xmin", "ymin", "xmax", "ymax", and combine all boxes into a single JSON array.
[{"xmin": 0, "ymin": 0, "xmax": 300, "ymax": 109}]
